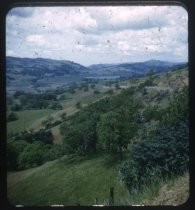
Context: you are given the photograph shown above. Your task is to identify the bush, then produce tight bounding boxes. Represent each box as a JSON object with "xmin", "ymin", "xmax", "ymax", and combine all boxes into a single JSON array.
[
  {"xmin": 159, "ymin": 86, "xmax": 188, "ymax": 126},
  {"xmin": 142, "ymin": 105, "xmax": 160, "ymax": 122},
  {"xmin": 94, "ymin": 90, "xmax": 100, "ymax": 94},
  {"xmin": 43, "ymin": 144, "xmax": 65, "ymax": 161},
  {"xmin": 11, "ymin": 104, "xmax": 22, "ymax": 111},
  {"xmin": 7, "ymin": 112, "xmax": 19, "ymax": 122},
  {"xmin": 7, "ymin": 140, "xmax": 29, "ymax": 170},
  {"xmin": 49, "ymin": 102, "xmax": 63, "ymax": 110},
  {"xmin": 17, "ymin": 142, "xmax": 45, "ymax": 169},
  {"xmin": 119, "ymin": 118, "xmax": 189, "ymax": 191},
  {"xmin": 76, "ymin": 101, "xmax": 82, "ymax": 109},
  {"xmin": 14, "ymin": 129, "xmax": 54, "ymax": 145}
]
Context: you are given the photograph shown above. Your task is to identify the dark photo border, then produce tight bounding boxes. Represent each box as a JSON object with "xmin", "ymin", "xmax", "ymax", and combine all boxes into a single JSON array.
[{"xmin": 0, "ymin": 0, "xmax": 194, "ymax": 210}]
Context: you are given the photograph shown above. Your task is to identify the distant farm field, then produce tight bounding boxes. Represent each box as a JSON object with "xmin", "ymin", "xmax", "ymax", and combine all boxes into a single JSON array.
[{"xmin": 7, "ymin": 109, "xmax": 55, "ymax": 135}]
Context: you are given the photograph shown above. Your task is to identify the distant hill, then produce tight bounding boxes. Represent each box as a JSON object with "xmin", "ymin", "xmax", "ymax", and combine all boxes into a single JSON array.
[
  {"xmin": 6, "ymin": 56, "xmax": 90, "ymax": 77},
  {"xmin": 88, "ymin": 60, "xmax": 187, "ymax": 78},
  {"xmin": 6, "ymin": 56, "xmax": 187, "ymax": 93},
  {"xmin": 6, "ymin": 56, "xmax": 92, "ymax": 93}
]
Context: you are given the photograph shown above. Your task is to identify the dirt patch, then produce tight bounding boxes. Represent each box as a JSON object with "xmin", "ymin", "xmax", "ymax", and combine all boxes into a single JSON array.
[
  {"xmin": 51, "ymin": 126, "xmax": 62, "ymax": 144},
  {"xmin": 151, "ymin": 173, "xmax": 189, "ymax": 206}
]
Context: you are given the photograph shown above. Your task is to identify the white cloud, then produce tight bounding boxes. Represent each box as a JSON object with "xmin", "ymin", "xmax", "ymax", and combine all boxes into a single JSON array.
[
  {"xmin": 26, "ymin": 35, "xmax": 45, "ymax": 46},
  {"xmin": 6, "ymin": 5, "xmax": 188, "ymax": 65}
]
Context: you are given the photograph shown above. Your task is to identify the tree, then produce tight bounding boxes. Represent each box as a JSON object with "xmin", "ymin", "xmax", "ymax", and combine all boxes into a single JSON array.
[
  {"xmin": 106, "ymin": 89, "xmax": 114, "ymax": 95},
  {"xmin": 14, "ymin": 129, "xmax": 54, "ymax": 145},
  {"xmin": 11, "ymin": 103, "xmax": 22, "ymax": 111},
  {"xmin": 60, "ymin": 112, "xmax": 67, "ymax": 120},
  {"xmin": 7, "ymin": 112, "xmax": 18, "ymax": 122},
  {"xmin": 84, "ymin": 86, "xmax": 89, "ymax": 92},
  {"xmin": 94, "ymin": 90, "xmax": 100, "ymax": 94},
  {"xmin": 115, "ymin": 83, "xmax": 120, "ymax": 90},
  {"xmin": 119, "ymin": 118, "xmax": 189, "ymax": 191},
  {"xmin": 63, "ymin": 119, "xmax": 97, "ymax": 155},
  {"xmin": 146, "ymin": 69, "xmax": 155, "ymax": 77},
  {"xmin": 17, "ymin": 142, "xmax": 45, "ymax": 169},
  {"xmin": 7, "ymin": 140, "xmax": 29, "ymax": 170},
  {"xmin": 97, "ymin": 111, "xmax": 136, "ymax": 159},
  {"xmin": 90, "ymin": 84, "xmax": 95, "ymax": 89},
  {"xmin": 76, "ymin": 101, "xmax": 82, "ymax": 109}
]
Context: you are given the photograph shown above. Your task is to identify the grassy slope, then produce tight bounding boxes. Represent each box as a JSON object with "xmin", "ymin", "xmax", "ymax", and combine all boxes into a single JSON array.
[
  {"xmin": 7, "ymin": 83, "xmax": 112, "ymax": 137},
  {"xmin": 7, "ymin": 109, "xmax": 55, "ymax": 135},
  {"xmin": 7, "ymin": 68, "xmax": 189, "ymax": 206},
  {"xmin": 7, "ymin": 68, "xmax": 188, "ymax": 137},
  {"xmin": 7, "ymin": 155, "xmax": 130, "ymax": 206},
  {"xmin": 7, "ymin": 155, "xmax": 189, "ymax": 206}
]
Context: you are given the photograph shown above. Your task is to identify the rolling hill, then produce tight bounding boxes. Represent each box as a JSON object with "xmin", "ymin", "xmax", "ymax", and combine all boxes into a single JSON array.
[
  {"xmin": 6, "ymin": 56, "xmax": 91, "ymax": 93},
  {"xmin": 6, "ymin": 56, "xmax": 187, "ymax": 93},
  {"xmin": 88, "ymin": 60, "xmax": 187, "ymax": 77}
]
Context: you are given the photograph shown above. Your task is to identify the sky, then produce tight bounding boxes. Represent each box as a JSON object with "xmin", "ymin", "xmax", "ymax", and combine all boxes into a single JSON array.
[{"xmin": 6, "ymin": 6, "xmax": 188, "ymax": 66}]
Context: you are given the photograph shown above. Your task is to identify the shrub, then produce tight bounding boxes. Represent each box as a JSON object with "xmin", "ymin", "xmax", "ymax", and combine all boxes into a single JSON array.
[
  {"xmin": 94, "ymin": 90, "xmax": 100, "ymax": 94},
  {"xmin": 7, "ymin": 112, "xmax": 19, "ymax": 122},
  {"xmin": 76, "ymin": 101, "xmax": 82, "ymax": 109},
  {"xmin": 17, "ymin": 142, "xmax": 45, "ymax": 169},
  {"xmin": 119, "ymin": 118, "xmax": 189, "ymax": 191},
  {"xmin": 142, "ymin": 105, "xmax": 160, "ymax": 122},
  {"xmin": 11, "ymin": 104, "xmax": 22, "ymax": 111},
  {"xmin": 7, "ymin": 140, "xmax": 29, "ymax": 170},
  {"xmin": 43, "ymin": 144, "xmax": 65, "ymax": 161}
]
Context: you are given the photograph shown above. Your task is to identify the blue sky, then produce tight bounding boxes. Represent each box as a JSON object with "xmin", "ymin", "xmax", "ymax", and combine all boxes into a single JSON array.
[{"xmin": 6, "ymin": 6, "xmax": 188, "ymax": 66}]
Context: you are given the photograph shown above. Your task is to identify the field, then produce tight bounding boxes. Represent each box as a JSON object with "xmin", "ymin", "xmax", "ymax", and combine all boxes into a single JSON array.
[{"xmin": 7, "ymin": 109, "xmax": 55, "ymax": 135}]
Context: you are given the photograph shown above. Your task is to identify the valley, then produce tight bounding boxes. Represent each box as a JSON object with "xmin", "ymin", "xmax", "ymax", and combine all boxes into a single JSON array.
[{"xmin": 6, "ymin": 57, "xmax": 189, "ymax": 206}]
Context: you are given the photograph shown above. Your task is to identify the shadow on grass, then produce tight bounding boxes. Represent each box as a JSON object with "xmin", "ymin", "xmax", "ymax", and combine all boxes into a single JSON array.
[{"xmin": 59, "ymin": 153, "xmax": 101, "ymax": 166}]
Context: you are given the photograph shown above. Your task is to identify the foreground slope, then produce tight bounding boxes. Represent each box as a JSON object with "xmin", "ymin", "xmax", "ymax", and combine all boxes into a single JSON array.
[
  {"xmin": 7, "ymin": 155, "xmax": 189, "ymax": 206},
  {"xmin": 7, "ymin": 155, "xmax": 130, "ymax": 206}
]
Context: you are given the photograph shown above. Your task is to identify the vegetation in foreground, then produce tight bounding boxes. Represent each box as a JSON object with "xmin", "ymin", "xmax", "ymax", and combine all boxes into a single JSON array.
[
  {"xmin": 7, "ymin": 154, "xmax": 189, "ymax": 206},
  {"xmin": 7, "ymin": 67, "xmax": 189, "ymax": 206}
]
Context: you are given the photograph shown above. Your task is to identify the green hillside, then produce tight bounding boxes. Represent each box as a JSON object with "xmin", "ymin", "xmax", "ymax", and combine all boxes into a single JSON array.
[
  {"xmin": 7, "ymin": 155, "xmax": 189, "ymax": 206},
  {"xmin": 7, "ymin": 155, "xmax": 130, "ymax": 206},
  {"xmin": 7, "ymin": 67, "xmax": 189, "ymax": 206}
]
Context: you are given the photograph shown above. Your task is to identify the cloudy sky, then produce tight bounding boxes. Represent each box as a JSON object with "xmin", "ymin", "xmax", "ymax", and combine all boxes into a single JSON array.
[{"xmin": 6, "ymin": 6, "xmax": 188, "ymax": 66}]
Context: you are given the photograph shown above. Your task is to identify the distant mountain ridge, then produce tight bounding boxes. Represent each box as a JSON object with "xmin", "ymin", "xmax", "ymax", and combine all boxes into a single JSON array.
[
  {"xmin": 88, "ymin": 59, "xmax": 187, "ymax": 77},
  {"xmin": 6, "ymin": 56, "xmax": 90, "ymax": 76},
  {"xmin": 6, "ymin": 56, "xmax": 187, "ymax": 93}
]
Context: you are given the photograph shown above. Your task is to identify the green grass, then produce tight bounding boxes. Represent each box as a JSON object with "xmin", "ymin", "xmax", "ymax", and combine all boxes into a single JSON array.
[
  {"xmin": 7, "ymin": 155, "xmax": 130, "ymax": 206},
  {"xmin": 7, "ymin": 109, "xmax": 55, "ymax": 135},
  {"xmin": 7, "ymin": 153, "xmax": 189, "ymax": 206}
]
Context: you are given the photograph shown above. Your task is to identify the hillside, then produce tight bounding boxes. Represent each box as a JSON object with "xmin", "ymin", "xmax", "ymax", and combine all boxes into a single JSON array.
[
  {"xmin": 7, "ymin": 155, "xmax": 130, "ymax": 206},
  {"xmin": 6, "ymin": 56, "xmax": 186, "ymax": 93},
  {"xmin": 6, "ymin": 56, "xmax": 91, "ymax": 93},
  {"xmin": 7, "ymin": 66, "xmax": 189, "ymax": 206},
  {"xmin": 88, "ymin": 60, "xmax": 187, "ymax": 77},
  {"xmin": 7, "ymin": 156, "xmax": 189, "ymax": 206}
]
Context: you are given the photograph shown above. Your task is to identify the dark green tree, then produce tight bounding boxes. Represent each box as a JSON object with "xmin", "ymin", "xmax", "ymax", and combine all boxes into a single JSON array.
[
  {"xmin": 119, "ymin": 118, "xmax": 189, "ymax": 191},
  {"xmin": 94, "ymin": 90, "xmax": 100, "ymax": 94},
  {"xmin": 7, "ymin": 112, "xmax": 18, "ymax": 122},
  {"xmin": 76, "ymin": 101, "xmax": 82, "ymax": 109},
  {"xmin": 17, "ymin": 142, "xmax": 45, "ymax": 169},
  {"xmin": 7, "ymin": 140, "xmax": 29, "ymax": 170},
  {"xmin": 97, "ymin": 111, "xmax": 136, "ymax": 159}
]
